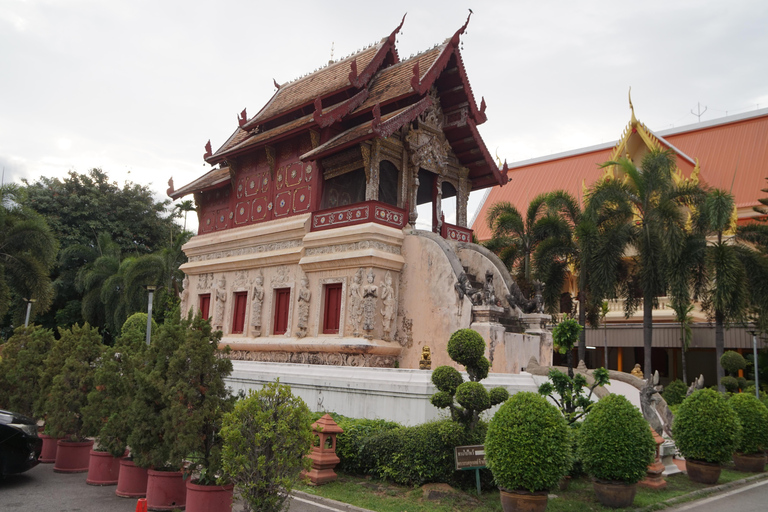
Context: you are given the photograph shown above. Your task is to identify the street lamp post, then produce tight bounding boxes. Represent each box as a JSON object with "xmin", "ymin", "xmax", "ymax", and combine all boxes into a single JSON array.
[
  {"xmin": 145, "ymin": 286, "xmax": 157, "ymax": 345},
  {"xmin": 748, "ymin": 328, "xmax": 760, "ymax": 398},
  {"xmin": 23, "ymin": 298, "xmax": 36, "ymax": 327}
]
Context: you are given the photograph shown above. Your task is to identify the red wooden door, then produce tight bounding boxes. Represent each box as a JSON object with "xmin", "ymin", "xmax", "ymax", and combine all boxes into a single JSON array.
[
  {"xmin": 199, "ymin": 294, "xmax": 211, "ymax": 320},
  {"xmin": 273, "ymin": 288, "xmax": 291, "ymax": 335},
  {"xmin": 231, "ymin": 292, "xmax": 248, "ymax": 334},
  {"xmin": 323, "ymin": 283, "xmax": 342, "ymax": 334}
]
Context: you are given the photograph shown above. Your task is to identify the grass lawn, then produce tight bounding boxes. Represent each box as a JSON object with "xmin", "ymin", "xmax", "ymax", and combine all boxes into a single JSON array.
[{"xmin": 296, "ymin": 463, "xmax": 765, "ymax": 512}]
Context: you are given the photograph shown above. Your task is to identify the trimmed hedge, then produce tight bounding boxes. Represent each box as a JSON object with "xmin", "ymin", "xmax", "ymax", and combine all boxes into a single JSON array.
[
  {"xmin": 578, "ymin": 394, "xmax": 655, "ymax": 484},
  {"xmin": 672, "ymin": 388, "xmax": 741, "ymax": 464},
  {"xmin": 729, "ymin": 393, "xmax": 768, "ymax": 455},
  {"xmin": 662, "ymin": 379, "xmax": 687, "ymax": 406}
]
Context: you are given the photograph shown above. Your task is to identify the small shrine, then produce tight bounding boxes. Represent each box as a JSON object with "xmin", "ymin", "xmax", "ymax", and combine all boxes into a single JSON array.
[{"xmin": 169, "ymin": 14, "xmax": 551, "ymax": 372}]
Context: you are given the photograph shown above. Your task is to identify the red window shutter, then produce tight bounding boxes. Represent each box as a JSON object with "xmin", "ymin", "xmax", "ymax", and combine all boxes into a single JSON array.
[
  {"xmin": 231, "ymin": 292, "xmax": 248, "ymax": 334},
  {"xmin": 199, "ymin": 294, "xmax": 211, "ymax": 320},
  {"xmin": 323, "ymin": 283, "xmax": 342, "ymax": 334},
  {"xmin": 273, "ymin": 288, "xmax": 291, "ymax": 335}
]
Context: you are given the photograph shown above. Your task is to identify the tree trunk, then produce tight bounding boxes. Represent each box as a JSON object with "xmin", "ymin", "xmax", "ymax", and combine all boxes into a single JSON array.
[
  {"xmin": 578, "ymin": 289, "xmax": 586, "ymax": 365},
  {"xmin": 681, "ymin": 344, "xmax": 688, "ymax": 386},
  {"xmin": 644, "ymin": 292, "xmax": 654, "ymax": 379},
  {"xmin": 715, "ymin": 309, "xmax": 725, "ymax": 392}
]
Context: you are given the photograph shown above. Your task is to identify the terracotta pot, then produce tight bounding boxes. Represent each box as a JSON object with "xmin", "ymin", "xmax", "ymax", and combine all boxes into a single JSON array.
[
  {"xmin": 53, "ymin": 439, "xmax": 94, "ymax": 473},
  {"xmin": 685, "ymin": 459, "xmax": 721, "ymax": 484},
  {"xmin": 38, "ymin": 434, "xmax": 61, "ymax": 463},
  {"xmin": 733, "ymin": 452, "xmax": 767, "ymax": 473},
  {"xmin": 499, "ymin": 488, "xmax": 548, "ymax": 512},
  {"xmin": 116, "ymin": 458, "xmax": 149, "ymax": 498},
  {"xmin": 185, "ymin": 479, "xmax": 234, "ymax": 512},
  {"xmin": 146, "ymin": 469, "xmax": 187, "ymax": 511},
  {"xmin": 86, "ymin": 449, "xmax": 128, "ymax": 485},
  {"xmin": 592, "ymin": 479, "xmax": 637, "ymax": 508}
]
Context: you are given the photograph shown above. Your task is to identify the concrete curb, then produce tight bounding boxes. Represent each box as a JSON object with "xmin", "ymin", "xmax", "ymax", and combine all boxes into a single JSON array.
[
  {"xmin": 636, "ymin": 472, "xmax": 768, "ymax": 511},
  {"xmin": 291, "ymin": 490, "xmax": 376, "ymax": 512}
]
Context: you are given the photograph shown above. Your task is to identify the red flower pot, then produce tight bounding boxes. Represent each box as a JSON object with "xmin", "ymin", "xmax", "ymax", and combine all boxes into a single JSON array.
[
  {"xmin": 38, "ymin": 434, "xmax": 61, "ymax": 464},
  {"xmin": 116, "ymin": 458, "xmax": 148, "ymax": 498},
  {"xmin": 86, "ymin": 449, "xmax": 128, "ymax": 485},
  {"xmin": 146, "ymin": 469, "xmax": 187, "ymax": 511},
  {"xmin": 53, "ymin": 439, "xmax": 94, "ymax": 473},
  {"xmin": 185, "ymin": 479, "xmax": 234, "ymax": 512}
]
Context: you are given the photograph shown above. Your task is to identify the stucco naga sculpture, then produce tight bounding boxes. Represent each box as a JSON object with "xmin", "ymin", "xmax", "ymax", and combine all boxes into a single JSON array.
[
  {"xmin": 297, "ymin": 275, "xmax": 311, "ymax": 338},
  {"xmin": 686, "ymin": 374, "xmax": 705, "ymax": 397},
  {"xmin": 362, "ymin": 269, "xmax": 378, "ymax": 339},
  {"xmin": 380, "ymin": 271, "xmax": 395, "ymax": 341},
  {"xmin": 250, "ymin": 271, "xmax": 265, "ymax": 337},
  {"xmin": 214, "ymin": 276, "xmax": 227, "ymax": 329},
  {"xmin": 349, "ymin": 268, "xmax": 364, "ymax": 337}
]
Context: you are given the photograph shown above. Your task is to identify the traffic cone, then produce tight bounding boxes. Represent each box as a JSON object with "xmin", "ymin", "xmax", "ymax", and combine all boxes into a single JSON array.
[{"xmin": 135, "ymin": 498, "xmax": 147, "ymax": 512}]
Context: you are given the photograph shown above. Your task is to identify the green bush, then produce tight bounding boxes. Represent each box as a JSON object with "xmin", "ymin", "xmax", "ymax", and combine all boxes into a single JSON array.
[
  {"xmin": 363, "ymin": 419, "xmax": 489, "ymax": 488},
  {"xmin": 486, "ymin": 392, "xmax": 571, "ymax": 492},
  {"xmin": 447, "ymin": 329, "xmax": 485, "ymax": 366},
  {"xmin": 672, "ymin": 388, "xmax": 741, "ymax": 464},
  {"xmin": 455, "ymin": 382, "xmax": 491, "ymax": 411},
  {"xmin": 662, "ymin": 379, "xmax": 687, "ymax": 406},
  {"xmin": 221, "ymin": 381, "xmax": 313, "ymax": 512},
  {"xmin": 721, "ymin": 351, "xmax": 747, "ymax": 377},
  {"xmin": 0, "ymin": 325, "xmax": 54, "ymax": 418},
  {"xmin": 722, "ymin": 376, "xmax": 739, "ymax": 393},
  {"xmin": 567, "ymin": 422, "xmax": 585, "ymax": 477},
  {"xmin": 552, "ymin": 318, "xmax": 582, "ymax": 354},
  {"xmin": 578, "ymin": 394, "xmax": 655, "ymax": 484},
  {"xmin": 432, "ymin": 366, "xmax": 463, "ymax": 394},
  {"xmin": 538, "ymin": 367, "xmax": 610, "ymax": 424},
  {"xmin": 737, "ymin": 377, "xmax": 748, "ymax": 391},
  {"xmin": 729, "ymin": 393, "xmax": 768, "ymax": 455}
]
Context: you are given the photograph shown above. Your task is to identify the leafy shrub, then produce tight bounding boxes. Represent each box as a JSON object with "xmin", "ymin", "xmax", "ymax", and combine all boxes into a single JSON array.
[
  {"xmin": 363, "ymin": 419, "xmax": 489, "ymax": 488},
  {"xmin": 333, "ymin": 416, "xmax": 400, "ymax": 475},
  {"xmin": 121, "ymin": 312, "xmax": 157, "ymax": 341},
  {"xmin": 221, "ymin": 381, "xmax": 312, "ymax": 512},
  {"xmin": 538, "ymin": 367, "xmax": 609, "ymax": 424},
  {"xmin": 729, "ymin": 393, "xmax": 768, "ymax": 455},
  {"xmin": 552, "ymin": 318, "xmax": 582, "ymax": 354},
  {"xmin": 578, "ymin": 394, "xmax": 655, "ymax": 484},
  {"xmin": 486, "ymin": 392, "xmax": 571, "ymax": 492},
  {"xmin": 430, "ymin": 329, "xmax": 508, "ymax": 430},
  {"xmin": 722, "ymin": 376, "xmax": 739, "ymax": 393},
  {"xmin": 737, "ymin": 377, "xmax": 748, "ymax": 391},
  {"xmin": 0, "ymin": 325, "xmax": 54, "ymax": 418},
  {"xmin": 672, "ymin": 388, "xmax": 741, "ymax": 464},
  {"xmin": 721, "ymin": 351, "xmax": 747, "ymax": 377},
  {"xmin": 662, "ymin": 379, "xmax": 687, "ymax": 406},
  {"xmin": 567, "ymin": 422, "xmax": 585, "ymax": 477}
]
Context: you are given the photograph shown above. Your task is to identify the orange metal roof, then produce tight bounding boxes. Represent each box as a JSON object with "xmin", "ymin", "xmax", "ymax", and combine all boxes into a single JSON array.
[{"xmin": 472, "ymin": 108, "xmax": 768, "ymax": 241}]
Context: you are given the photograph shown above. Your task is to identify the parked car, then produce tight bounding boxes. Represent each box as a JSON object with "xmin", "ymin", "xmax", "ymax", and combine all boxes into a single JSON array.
[{"xmin": 0, "ymin": 409, "xmax": 42, "ymax": 477}]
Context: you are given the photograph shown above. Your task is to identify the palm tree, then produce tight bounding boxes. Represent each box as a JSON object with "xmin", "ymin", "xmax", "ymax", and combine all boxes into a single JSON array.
[
  {"xmin": 0, "ymin": 184, "xmax": 58, "ymax": 323},
  {"xmin": 584, "ymin": 149, "xmax": 703, "ymax": 378},
  {"xmin": 174, "ymin": 200, "xmax": 196, "ymax": 233},
  {"xmin": 484, "ymin": 195, "xmax": 549, "ymax": 293}
]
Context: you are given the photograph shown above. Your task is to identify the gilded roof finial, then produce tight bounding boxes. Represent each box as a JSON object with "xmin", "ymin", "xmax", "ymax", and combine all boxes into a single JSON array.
[{"xmin": 629, "ymin": 86, "xmax": 638, "ymax": 127}]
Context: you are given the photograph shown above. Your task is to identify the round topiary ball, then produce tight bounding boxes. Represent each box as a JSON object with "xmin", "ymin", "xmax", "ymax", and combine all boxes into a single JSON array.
[
  {"xmin": 672, "ymin": 388, "xmax": 741, "ymax": 464},
  {"xmin": 447, "ymin": 329, "xmax": 485, "ymax": 367},
  {"xmin": 489, "ymin": 387, "xmax": 510, "ymax": 406},
  {"xmin": 431, "ymin": 366, "xmax": 463, "ymax": 394},
  {"xmin": 430, "ymin": 390, "xmax": 453, "ymax": 409},
  {"xmin": 729, "ymin": 393, "xmax": 768, "ymax": 455},
  {"xmin": 662, "ymin": 379, "xmax": 687, "ymax": 406},
  {"xmin": 455, "ymin": 382, "xmax": 490, "ymax": 412},
  {"xmin": 467, "ymin": 356, "xmax": 490, "ymax": 382},
  {"xmin": 720, "ymin": 350, "xmax": 747, "ymax": 377},
  {"xmin": 722, "ymin": 376, "xmax": 739, "ymax": 394},
  {"xmin": 486, "ymin": 392, "xmax": 571, "ymax": 493},
  {"xmin": 578, "ymin": 394, "xmax": 655, "ymax": 484}
]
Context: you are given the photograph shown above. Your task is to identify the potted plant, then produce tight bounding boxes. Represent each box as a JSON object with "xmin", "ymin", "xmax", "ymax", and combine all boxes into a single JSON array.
[
  {"xmin": 578, "ymin": 394, "xmax": 656, "ymax": 507},
  {"xmin": 163, "ymin": 314, "xmax": 235, "ymax": 512},
  {"xmin": 81, "ymin": 313, "xmax": 150, "ymax": 487},
  {"xmin": 127, "ymin": 313, "xmax": 188, "ymax": 511},
  {"xmin": 485, "ymin": 391, "xmax": 571, "ymax": 512},
  {"xmin": 672, "ymin": 388, "xmax": 741, "ymax": 484},
  {"xmin": 42, "ymin": 323, "xmax": 104, "ymax": 473},
  {"xmin": 729, "ymin": 393, "xmax": 768, "ymax": 472},
  {"xmin": 0, "ymin": 325, "xmax": 54, "ymax": 461},
  {"xmin": 221, "ymin": 380, "xmax": 314, "ymax": 512}
]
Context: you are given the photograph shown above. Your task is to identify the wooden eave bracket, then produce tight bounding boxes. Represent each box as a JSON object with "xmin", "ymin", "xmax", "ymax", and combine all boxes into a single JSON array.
[
  {"xmin": 313, "ymin": 89, "xmax": 369, "ymax": 128},
  {"xmin": 371, "ymin": 95, "xmax": 433, "ymax": 138}
]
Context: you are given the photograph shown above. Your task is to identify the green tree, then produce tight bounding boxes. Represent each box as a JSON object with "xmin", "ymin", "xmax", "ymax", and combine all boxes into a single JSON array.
[
  {"xmin": 0, "ymin": 184, "xmax": 58, "ymax": 325},
  {"xmin": 0, "ymin": 325, "xmax": 55, "ymax": 417},
  {"xmin": 173, "ymin": 199, "xmax": 196, "ymax": 233},
  {"xmin": 585, "ymin": 149, "xmax": 703, "ymax": 378}
]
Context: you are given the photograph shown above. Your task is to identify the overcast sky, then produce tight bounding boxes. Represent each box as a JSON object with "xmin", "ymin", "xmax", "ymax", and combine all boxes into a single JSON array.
[{"xmin": 2, "ymin": 0, "xmax": 766, "ymax": 232}]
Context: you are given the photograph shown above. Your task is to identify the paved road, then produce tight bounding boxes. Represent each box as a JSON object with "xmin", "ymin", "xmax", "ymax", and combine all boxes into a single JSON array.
[
  {"xmin": 668, "ymin": 478, "xmax": 768, "ymax": 512},
  {"xmin": 0, "ymin": 463, "xmax": 369, "ymax": 512}
]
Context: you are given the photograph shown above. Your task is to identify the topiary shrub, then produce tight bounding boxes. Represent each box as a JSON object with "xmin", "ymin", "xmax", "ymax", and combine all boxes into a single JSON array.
[
  {"xmin": 221, "ymin": 380, "xmax": 313, "ymax": 512},
  {"xmin": 662, "ymin": 379, "xmax": 687, "ymax": 406},
  {"xmin": 737, "ymin": 377, "xmax": 748, "ymax": 391},
  {"xmin": 721, "ymin": 351, "xmax": 747, "ymax": 377},
  {"xmin": 430, "ymin": 329, "xmax": 508, "ymax": 431},
  {"xmin": 729, "ymin": 393, "xmax": 768, "ymax": 455},
  {"xmin": 722, "ymin": 376, "xmax": 739, "ymax": 393},
  {"xmin": 0, "ymin": 325, "xmax": 54, "ymax": 419},
  {"xmin": 578, "ymin": 394, "xmax": 655, "ymax": 484},
  {"xmin": 485, "ymin": 392, "xmax": 571, "ymax": 493},
  {"xmin": 672, "ymin": 388, "xmax": 741, "ymax": 464}
]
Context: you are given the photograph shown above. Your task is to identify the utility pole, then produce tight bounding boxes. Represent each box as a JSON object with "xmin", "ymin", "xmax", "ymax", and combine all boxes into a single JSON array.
[{"xmin": 691, "ymin": 102, "xmax": 708, "ymax": 122}]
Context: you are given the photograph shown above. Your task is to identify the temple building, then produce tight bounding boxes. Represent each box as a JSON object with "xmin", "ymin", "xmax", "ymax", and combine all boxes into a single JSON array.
[
  {"xmin": 472, "ymin": 104, "xmax": 768, "ymax": 384},
  {"xmin": 169, "ymin": 14, "xmax": 553, "ymax": 373}
]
